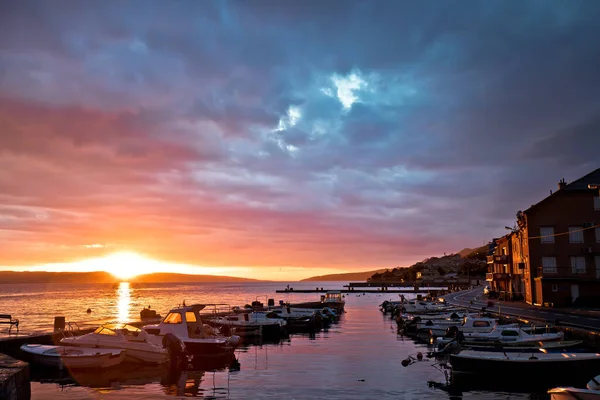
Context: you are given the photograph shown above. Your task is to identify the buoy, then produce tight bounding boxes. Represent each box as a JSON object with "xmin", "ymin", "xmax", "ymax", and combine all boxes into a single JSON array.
[
  {"xmin": 86, "ymin": 308, "xmax": 92, "ymax": 313},
  {"xmin": 401, "ymin": 358, "xmax": 411, "ymax": 367},
  {"xmin": 416, "ymin": 352, "xmax": 423, "ymax": 361}
]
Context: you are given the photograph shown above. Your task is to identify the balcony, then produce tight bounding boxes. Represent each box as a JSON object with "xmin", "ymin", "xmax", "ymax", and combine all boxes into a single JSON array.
[
  {"xmin": 486, "ymin": 255, "xmax": 494, "ymax": 264},
  {"xmin": 486, "ymin": 272, "xmax": 510, "ymax": 281},
  {"xmin": 494, "ymin": 255, "xmax": 511, "ymax": 264}
]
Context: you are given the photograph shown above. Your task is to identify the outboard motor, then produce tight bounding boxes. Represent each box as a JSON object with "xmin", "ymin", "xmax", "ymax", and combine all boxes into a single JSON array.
[{"xmin": 163, "ymin": 333, "xmax": 186, "ymax": 367}]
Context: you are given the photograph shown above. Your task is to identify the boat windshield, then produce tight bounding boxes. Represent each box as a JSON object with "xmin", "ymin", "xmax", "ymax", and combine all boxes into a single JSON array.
[{"xmin": 163, "ymin": 312, "xmax": 183, "ymax": 324}]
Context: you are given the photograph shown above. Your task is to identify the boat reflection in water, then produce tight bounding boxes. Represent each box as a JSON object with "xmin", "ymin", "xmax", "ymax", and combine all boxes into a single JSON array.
[{"xmin": 31, "ymin": 352, "xmax": 240, "ymax": 397}]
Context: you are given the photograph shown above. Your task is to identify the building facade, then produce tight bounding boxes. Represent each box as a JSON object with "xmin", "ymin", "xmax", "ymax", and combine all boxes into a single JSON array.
[{"xmin": 513, "ymin": 169, "xmax": 600, "ymax": 307}]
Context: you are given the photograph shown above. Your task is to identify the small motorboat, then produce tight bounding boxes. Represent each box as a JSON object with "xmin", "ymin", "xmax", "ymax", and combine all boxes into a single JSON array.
[
  {"xmin": 143, "ymin": 304, "xmax": 240, "ymax": 357},
  {"xmin": 209, "ymin": 312, "xmax": 287, "ymax": 338},
  {"xmin": 435, "ymin": 326, "xmax": 564, "ymax": 348},
  {"xmin": 140, "ymin": 306, "xmax": 161, "ymax": 320},
  {"xmin": 60, "ymin": 323, "xmax": 170, "ymax": 364},
  {"xmin": 20, "ymin": 344, "xmax": 125, "ymax": 369},
  {"xmin": 549, "ymin": 374, "xmax": 600, "ymax": 399}
]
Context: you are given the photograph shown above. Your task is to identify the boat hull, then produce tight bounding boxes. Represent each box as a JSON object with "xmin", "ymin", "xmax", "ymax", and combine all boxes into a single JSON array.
[
  {"xmin": 21, "ymin": 345, "xmax": 125, "ymax": 369},
  {"xmin": 451, "ymin": 353, "xmax": 600, "ymax": 387}
]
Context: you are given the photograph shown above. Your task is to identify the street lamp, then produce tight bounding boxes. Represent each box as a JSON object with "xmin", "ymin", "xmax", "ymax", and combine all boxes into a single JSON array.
[{"xmin": 589, "ymin": 184, "xmax": 599, "ymax": 195}]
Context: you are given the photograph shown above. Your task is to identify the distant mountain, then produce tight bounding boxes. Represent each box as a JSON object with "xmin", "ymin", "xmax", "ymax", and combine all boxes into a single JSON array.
[
  {"xmin": 457, "ymin": 248, "xmax": 475, "ymax": 258},
  {"xmin": 0, "ymin": 271, "xmax": 118, "ymax": 284},
  {"xmin": 132, "ymin": 273, "xmax": 261, "ymax": 283},
  {"xmin": 301, "ymin": 269, "xmax": 388, "ymax": 282},
  {"xmin": 0, "ymin": 271, "xmax": 262, "ymax": 284}
]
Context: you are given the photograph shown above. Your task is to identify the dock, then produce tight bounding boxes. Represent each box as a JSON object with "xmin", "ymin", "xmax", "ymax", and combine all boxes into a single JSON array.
[{"xmin": 276, "ymin": 289, "xmax": 445, "ymax": 294}]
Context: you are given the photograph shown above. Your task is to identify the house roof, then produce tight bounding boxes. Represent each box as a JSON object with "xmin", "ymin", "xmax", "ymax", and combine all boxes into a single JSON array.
[{"xmin": 524, "ymin": 167, "xmax": 600, "ymax": 214}]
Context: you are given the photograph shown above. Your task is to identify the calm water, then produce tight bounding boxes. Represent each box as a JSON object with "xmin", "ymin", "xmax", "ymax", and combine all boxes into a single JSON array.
[{"xmin": 0, "ymin": 282, "xmax": 546, "ymax": 399}]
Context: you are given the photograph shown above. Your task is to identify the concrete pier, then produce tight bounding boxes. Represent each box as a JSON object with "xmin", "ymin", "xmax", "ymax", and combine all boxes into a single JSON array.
[{"xmin": 0, "ymin": 353, "xmax": 30, "ymax": 400}]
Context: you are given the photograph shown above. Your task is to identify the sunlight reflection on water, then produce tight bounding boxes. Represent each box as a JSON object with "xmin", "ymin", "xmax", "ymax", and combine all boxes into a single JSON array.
[{"xmin": 117, "ymin": 282, "xmax": 131, "ymax": 323}]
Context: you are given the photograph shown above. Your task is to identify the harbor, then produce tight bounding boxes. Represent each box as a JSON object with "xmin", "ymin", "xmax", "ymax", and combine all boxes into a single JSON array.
[{"xmin": 2, "ymin": 281, "xmax": 600, "ymax": 399}]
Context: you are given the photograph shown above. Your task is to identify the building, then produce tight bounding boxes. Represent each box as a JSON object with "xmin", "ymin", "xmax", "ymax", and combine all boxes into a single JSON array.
[
  {"xmin": 512, "ymin": 168, "xmax": 600, "ymax": 307},
  {"xmin": 486, "ymin": 233, "xmax": 526, "ymax": 300}
]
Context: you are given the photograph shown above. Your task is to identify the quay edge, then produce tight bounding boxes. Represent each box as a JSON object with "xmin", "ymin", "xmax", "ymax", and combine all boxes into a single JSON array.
[{"xmin": 0, "ymin": 353, "xmax": 30, "ymax": 400}]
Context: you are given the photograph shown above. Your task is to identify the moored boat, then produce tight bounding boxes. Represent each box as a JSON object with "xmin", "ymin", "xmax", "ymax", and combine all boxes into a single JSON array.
[
  {"xmin": 450, "ymin": 350, "xmax": 600, "ymax": 386},
  {"xmin": 143, "ymin": 303, "xmax": 240, "ymax": 357},
  {"xmin": 549, "ymin": 375, "xmax": 600, "ymax": 400},
  {"xmin": 60, "ymin": 323, "xmax": 170, "ymax": 364},
  {"xmin": 20, "ymin": 344, "xmax": 126, "ymax": 369},
  {"xmin": 289, "ymin": 291, "xmax": 345, "ymax": 313}
]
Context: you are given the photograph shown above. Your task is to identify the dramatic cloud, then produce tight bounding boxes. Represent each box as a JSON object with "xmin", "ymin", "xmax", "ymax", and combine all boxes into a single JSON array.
[{"xmin": 1, "ymin": 1, "xmax": 599, "ymax": 278}]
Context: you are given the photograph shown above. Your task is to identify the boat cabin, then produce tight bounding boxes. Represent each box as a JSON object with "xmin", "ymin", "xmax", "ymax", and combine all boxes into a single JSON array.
[
  {"xmin": 323, "ymin": 291, "xmax": 343, "ymax": 303},
  {"xmin": 144, "ymin": 304, "xmax": 216, "ymax": 339}
]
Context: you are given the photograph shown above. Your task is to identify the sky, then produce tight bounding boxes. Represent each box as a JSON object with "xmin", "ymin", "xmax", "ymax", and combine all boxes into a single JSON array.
[{"xmin": 1, "ymin": 1, "xmax": 600, "ymax": 280}]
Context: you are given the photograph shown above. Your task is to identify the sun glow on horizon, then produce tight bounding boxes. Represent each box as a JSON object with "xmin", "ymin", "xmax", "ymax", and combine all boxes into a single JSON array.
[
  {"xmin": 3, "ymin": 251, "xmax": 349, "ymax": 281},
  {"xmin": 101, "ymin": 252, "xmax": 158, "ymax": 280}
]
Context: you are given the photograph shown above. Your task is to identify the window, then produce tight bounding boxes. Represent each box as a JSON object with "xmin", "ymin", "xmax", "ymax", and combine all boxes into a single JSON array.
[
  {"xmin": 570, "ymin": 256, "xmax": 586, "ymax": 274},
  {"xmin": 596, "ymin": 227, "xmax": 600, "ymax": 243},
  {"xmin": 569, "ymin": 227, "xmax": 584, "ymax": 243},
  {"xmin": 596, "ymin": 256, "xmax": 600, "ymax": 279},
  {"xmin": 542, "ymin": 257, "xmax": 557, "ymax": 273},
  {"xmin": 595, "ymin": 196, "xmax": 600, "ymax": 210},
  {"xmin": 552, "ymin": 284, "xmax": 558, "ymax": 292},
  {"xmin": 185, "ymin": 312, "xmax": 197, "ymax": 323},
  {"xmin": 472, "ymin": 321, "xmax": 490, "ymax": 328},
  {"xmin": 163, "ymin": 312, "xmax": 182, "ymax": 324},
  {"xmin": 540, "ymin": 227, "xmax": 555, "ymax": 243}
]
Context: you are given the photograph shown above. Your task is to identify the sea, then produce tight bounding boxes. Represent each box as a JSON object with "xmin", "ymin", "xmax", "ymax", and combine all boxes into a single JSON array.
[{"xmin": 0, "ymin": 281, "xmax": 549, "ymax": 399}]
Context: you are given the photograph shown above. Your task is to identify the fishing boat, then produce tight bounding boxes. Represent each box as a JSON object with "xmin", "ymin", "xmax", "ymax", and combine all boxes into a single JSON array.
[
  {"xmin": 60, "ymin": 323, "xmax": 170, "ymax": 364},
  {"xmin": 289, "ymin": 291, "xmax": 345, "ymax": 313},
  {"xmin": 143, "ymin": 303, "xmax": 240, "ymax": 357},
  {"xmin": 20, "ymin": 344, "xmax": 125, "ymax": 369},
  {"xmin": 450, "ymin": 350, "xmax": 600, "ymax": 385}
]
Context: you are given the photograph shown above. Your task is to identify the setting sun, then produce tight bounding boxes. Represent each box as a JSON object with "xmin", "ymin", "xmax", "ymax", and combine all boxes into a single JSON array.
[{"xmin": 101, "ymin": 252, "xmax": 157, "ymax": 280}]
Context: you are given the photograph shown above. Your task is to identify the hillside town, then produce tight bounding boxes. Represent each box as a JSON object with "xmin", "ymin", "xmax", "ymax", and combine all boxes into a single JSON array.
[{"xmin": 369, "ymin": 167, "xmax": 600, "ymax": 309}]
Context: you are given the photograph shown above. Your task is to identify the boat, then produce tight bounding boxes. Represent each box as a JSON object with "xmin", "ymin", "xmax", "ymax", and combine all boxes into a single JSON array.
[
  {"xmin": 208, "ymin": 312, "xmax": 287, "ymax": 338},
  {"xmin": 549, "ymin": 375, "xmax": 600, "ymax": 400},
  {"xmin": 60, "ymin": 323, "xmax": 169, "ymax": 364},
  {"xmin": 20, "ymin": 344, "xmax": 125, "ymax": 369},
  {"xmin": 450, "ymin": 350, "xmax": 600, "ymax": 385},
  {"xmin": 143, "ymin": 303, "xmax": 240, "ymax": 357},
  {"xmin": 289, "ymin": 291, "xmax": 345, "ymax": 313},
  {"xmin": 435, "ymin": 326, "xmax": 563, "ymax": 348},
  {"xmin": 420, "ymin": 316, "xmax": 514, "ymax": 337},
  {"xmin": 140, "ymin": 306, "xmax": 161, "ymax": 320}
]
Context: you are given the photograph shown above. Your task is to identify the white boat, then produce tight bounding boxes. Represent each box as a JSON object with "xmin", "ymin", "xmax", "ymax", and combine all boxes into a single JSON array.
[
  {"xmin": 549, "ymin": 375, "xmax": 600, "ymax": 400},
  {"xmin": 436, "ymin": 326, "xmax": 563, "ymax": 347},
  {"xmin": 60, "ymin": 323, "xmax": 169, "ymax": 364},
  {"xmin": 421, "ymin": 316, "xmax": 513, "ymax": 337},
  {"xmin": 143, "ymin": 304, "xmax": 240, "ymax": 357},
  {"xmin": 209, "ymin": 312, "xmax": 287, "ymax": 338},
  {"xmin": 20, "ymin": 344, "xmax": 125, "ymax": 369}
]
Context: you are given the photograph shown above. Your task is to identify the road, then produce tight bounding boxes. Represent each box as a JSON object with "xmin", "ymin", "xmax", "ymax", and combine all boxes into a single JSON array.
[{"xmin": 443, "ymin": 287, "xmax": 600, "ymax": 331}]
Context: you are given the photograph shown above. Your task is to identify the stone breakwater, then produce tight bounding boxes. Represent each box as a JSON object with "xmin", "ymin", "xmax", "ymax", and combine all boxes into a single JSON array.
[{"xmin": 0, "ymin": 353, "xmax": 30, "ymax": 400}]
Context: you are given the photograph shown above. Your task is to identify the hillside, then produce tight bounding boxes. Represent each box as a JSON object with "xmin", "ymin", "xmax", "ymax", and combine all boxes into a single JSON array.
[
  {"xmin": 301, "ymin": 269, "xmax": 387, "ymax": 282},
  {"xmin": 367, "ymin": 245, "xmax": 489, "ymax": 282},
  {"xmin": 0, "ymin": 271, "xmax": 262, "ymax": 284}
]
